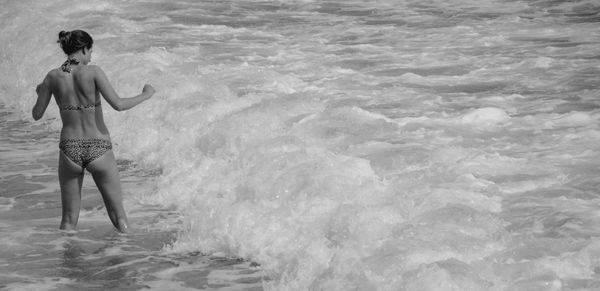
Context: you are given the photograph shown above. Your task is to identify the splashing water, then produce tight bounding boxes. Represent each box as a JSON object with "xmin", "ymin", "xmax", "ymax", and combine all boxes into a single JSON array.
[{"xmin": 2, "ymin": 0, "xmax": 600, "ymax": 289}]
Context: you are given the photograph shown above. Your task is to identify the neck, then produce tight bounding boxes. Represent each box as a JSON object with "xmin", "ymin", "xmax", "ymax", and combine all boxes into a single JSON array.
[
  {"xmin": 67, "ymin": 51, "xmax": 87, "ymax": 65},
  {"xmin": 61, "ymin": 58, "xmax": 83, "ymax": 73}
]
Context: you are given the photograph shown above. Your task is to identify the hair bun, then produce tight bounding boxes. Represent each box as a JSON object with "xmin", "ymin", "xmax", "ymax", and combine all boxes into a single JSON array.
[
  {"xmin": 57, "ymin": 30, "xmax": 71, "ymax": 43},
  {"xmin": 57, "ymin": 29, "xmax": 93, "ymax": 55}
]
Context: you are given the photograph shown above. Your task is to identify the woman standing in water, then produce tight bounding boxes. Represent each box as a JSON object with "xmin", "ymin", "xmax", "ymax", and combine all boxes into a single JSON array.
[{"xmin": 32, "ymin": 30, "xmax": 155, "ymax": 232}]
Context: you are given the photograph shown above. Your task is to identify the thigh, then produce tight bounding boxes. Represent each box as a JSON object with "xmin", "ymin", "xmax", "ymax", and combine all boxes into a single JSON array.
[
  {"xmin": 59, "ymin": 149, "xmax": 84, "ymax": 177},
  {"xmin": 86, "ymin": 150, "xmax": 124, "ymax": 204},
  {"xmin": 58, "ymin": 151, "xmax": 84, "ymax": 206}
]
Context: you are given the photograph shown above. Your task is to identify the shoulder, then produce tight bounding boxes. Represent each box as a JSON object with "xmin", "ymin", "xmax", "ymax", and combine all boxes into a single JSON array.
[
  {"xmin": 44, "ymin": 69, "xmax": 61, "ymax": 84},
  {"xmin": 84, "ymin": 65, "xmax": 106, "ymax": 77},
  {"xmin": 69, "ymin": 65, "xmax": 103, "ymax": 80},
  {"xmin": 47, "ymin": 68, "xmax": 61, "ymax": 78},
  {"xmin": 87, "ymin": 65, "xmax": 113, "ymax": 83},
  {"xmin": 86, "ymin": 64, "xmax": 103, "ymax": 72}
]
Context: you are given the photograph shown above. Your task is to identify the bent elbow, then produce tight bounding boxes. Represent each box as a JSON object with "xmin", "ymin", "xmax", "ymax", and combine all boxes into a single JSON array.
[
  {"xmin": 112, "ymin": 100, "xmax": 126, "ymax": 112},
  {"xmin": 109, "ymin": 103, "xmax": 123, "ymax": 112}
]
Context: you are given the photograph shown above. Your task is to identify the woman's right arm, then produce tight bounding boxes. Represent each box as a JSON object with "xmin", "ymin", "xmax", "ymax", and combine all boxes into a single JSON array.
[{"xmin": 93, "ymin": 66, "xmax": 155, "ymax": 111}]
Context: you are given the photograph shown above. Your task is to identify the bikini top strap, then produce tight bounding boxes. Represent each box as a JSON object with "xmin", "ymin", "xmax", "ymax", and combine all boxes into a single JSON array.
[{"xmin": 59, "ymin": 102, "xmax": 101, "ymax": 111}]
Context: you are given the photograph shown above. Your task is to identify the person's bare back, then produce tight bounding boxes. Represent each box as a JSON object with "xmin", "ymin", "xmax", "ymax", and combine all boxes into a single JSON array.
[{"xmin": 33, "ymin": 30, "xmax": 155, "ymax": 233}]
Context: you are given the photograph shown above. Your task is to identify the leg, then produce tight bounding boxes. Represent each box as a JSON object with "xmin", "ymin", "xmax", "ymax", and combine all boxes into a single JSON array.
[
  {"xmin": 86, "ymin": 150, "xmax": 129, "ymax": 233},
  {"xmin": 58, "ymin": 151, "xmax": 84, "ymax": 230}
]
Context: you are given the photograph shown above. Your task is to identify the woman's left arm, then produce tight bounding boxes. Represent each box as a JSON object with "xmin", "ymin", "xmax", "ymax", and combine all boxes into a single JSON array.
[{"xmin": 32, "ymin": 74, "xmax": 52, "ymax": 120}]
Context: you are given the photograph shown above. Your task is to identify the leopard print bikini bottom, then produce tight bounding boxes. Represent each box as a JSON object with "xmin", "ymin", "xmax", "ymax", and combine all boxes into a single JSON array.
[{"xmin": 59, "ymin": 139, "xmax": 112, "ymax": 168}]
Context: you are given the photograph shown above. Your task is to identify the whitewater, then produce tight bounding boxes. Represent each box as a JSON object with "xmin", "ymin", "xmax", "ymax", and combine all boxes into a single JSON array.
[{"xmin": 1, "ymin": 0, "xmax": 600, "ymax": 290}]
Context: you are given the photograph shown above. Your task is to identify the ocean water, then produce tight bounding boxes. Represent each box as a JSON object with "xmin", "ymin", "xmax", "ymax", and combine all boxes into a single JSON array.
[{"xmin": 1, "ymin": 0, "xmax": 600, "ymax": 290}]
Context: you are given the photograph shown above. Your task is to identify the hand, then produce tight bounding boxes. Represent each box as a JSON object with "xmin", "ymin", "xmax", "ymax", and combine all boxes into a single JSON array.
[{"xmin": 142, "ymin": 84, "xmax": 156, "ymax": 97}]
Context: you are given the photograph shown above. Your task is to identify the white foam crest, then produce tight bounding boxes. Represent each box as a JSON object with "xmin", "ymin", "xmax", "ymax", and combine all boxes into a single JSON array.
[
  {"xmin": 146, "ymin": 98, "xmax": 516, "ymax": 290},
  {"xmin": 144, "ymin": 96, "xmax": 428, "ymax": 289},
  {"xmin": 458, "ymin": 107, "xmax": 511, "ymax": 127},
  {"xmin": 0, "ymin": 197, "xmax": 16, "ymax": 211},
  {"xmin": 392, "ymin": 107, "xmax": 512, "ymax": 133},
  {"xmin": 549, "ymin": 111, "xmax": 598, "ymax": 128},
  {"xmin": 510, "ymin": 111, "xmax": 599, "ymax": 134}
]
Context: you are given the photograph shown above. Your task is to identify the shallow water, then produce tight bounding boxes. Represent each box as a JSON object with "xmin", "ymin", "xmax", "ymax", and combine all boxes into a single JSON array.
[
  {"xmin": 2, "ymin": 0, "xmax": 600, "ymax": 290},
  {"xmin": 0, "ymin": 106, "xmax": 264, "ymax": 290}
]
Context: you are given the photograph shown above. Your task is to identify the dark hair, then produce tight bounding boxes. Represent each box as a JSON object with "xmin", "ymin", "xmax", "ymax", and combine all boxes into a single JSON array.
[{"xmin": 57, "ymin": 30, "xmax": 93, "ymax": 55}]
